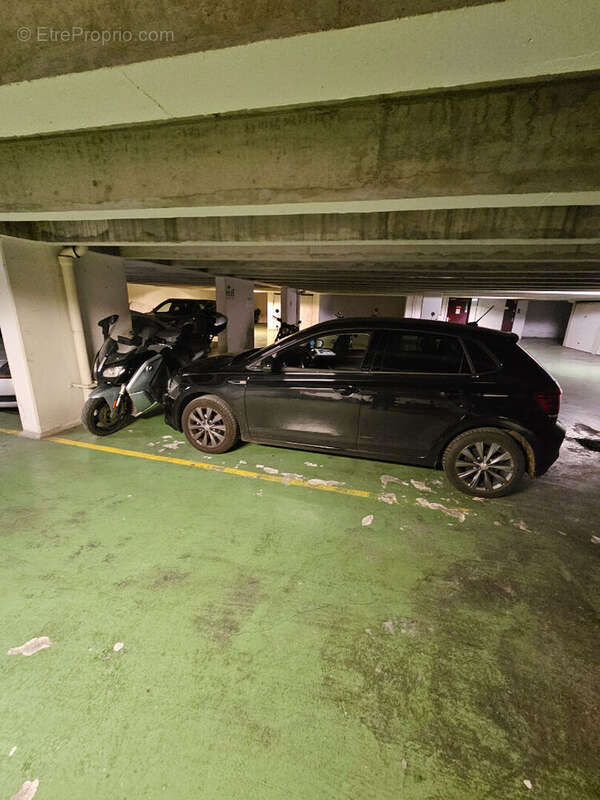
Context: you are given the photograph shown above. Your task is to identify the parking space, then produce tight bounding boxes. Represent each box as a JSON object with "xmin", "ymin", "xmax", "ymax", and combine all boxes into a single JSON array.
[{"xmin": 1, "ymin": 340, "xmax": 599, "ymax": 799}]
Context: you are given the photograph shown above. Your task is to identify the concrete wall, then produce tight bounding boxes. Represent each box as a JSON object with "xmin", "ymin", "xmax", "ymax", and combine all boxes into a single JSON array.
[
  {"xmin": 421, "ymin": 296, "xmax": 443, "ymax": 320},
  {"xmin": 319, "ymin": 294, "xmax": 405, "ymax": 322},
  {"xmin": 465, "ymin": 298, "xmax": 528, "ymax": 334},
  {"xmin": 215, "ymin": 276, "xmax": 254, "ymax": 352},
  {"xmin": 522, "ymin": 300, "xmax": 572, "ymax": 339},
  {"xmin": 76, "ymin": 251, "xmax": 131, "ymax": 361},
  {"xmin": 0, "ymin": 237, "xmax": 82, "ymax": 436},
  {"xmin": 128, "ymin": 283, "xmax": 215, "ymax": 312},
  {"xmin": 563, "ymin": 303, "xmax": 600, "ymax": 355}
]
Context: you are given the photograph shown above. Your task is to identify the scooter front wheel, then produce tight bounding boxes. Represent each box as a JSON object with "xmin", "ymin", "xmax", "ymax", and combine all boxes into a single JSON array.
[{"xmin": 82, "ymin": 396, "xmax": 132, "ymax": 436}]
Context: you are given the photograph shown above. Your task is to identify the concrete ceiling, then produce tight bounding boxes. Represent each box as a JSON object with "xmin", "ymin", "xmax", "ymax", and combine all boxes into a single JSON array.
[{"xmin": 1, "ymin": 0, "xmax": 599, "ymax": 298}]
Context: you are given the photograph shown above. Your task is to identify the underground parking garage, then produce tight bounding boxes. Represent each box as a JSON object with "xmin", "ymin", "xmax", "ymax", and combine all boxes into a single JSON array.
[{"xmin": 1, "ymin": 2, "xmax": 600, "ymax": 798}]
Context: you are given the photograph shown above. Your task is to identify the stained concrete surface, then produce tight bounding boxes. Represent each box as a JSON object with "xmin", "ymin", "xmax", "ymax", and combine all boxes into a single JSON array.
[
  {"xmin": 1, "ymin": 0, "xmax": 499, "ymax": 86},
  {"xmin": 0, "ymin": 340, "xmax": 599, "ymax": 799}
]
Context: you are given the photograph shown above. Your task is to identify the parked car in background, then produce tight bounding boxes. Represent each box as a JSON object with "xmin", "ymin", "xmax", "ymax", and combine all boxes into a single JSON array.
[
  {"xmin": 150, "ymin": 298, "xmax": 217, "ymax": 324},
  {"xmin": 0, "ymin": 337, "xmax": 17, "ymax": 409},
  {"xmin": 146, "ymin": 299, "xmax": 219, "ymax": 350},
  {"xmin": 163, "ymin": 318, "xmax": 565, "ymax": 498}
]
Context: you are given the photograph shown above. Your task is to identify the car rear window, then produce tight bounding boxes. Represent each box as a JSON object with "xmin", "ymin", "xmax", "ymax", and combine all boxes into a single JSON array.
[{"xmin": 379, "ymin": 331, "xmax": 468, "ymax": 373}]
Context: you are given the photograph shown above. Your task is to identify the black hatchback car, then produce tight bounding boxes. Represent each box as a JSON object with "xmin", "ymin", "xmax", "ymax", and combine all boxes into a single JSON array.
[{"xmin": 164, "ymin": 318, "xmax": 564, "ymax": 497}]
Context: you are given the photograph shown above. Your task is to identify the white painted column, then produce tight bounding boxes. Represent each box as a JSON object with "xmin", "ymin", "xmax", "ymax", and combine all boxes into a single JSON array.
[
  {"xmin": 404, "ymin": 295, "xmax": 423, "ymax": 318},
  {"xmin": 0, "ymin": 237, "xmax": 83, "ymax": 437},
  {"xmin": 75, "ymin": 250, "xmax": 132, "ymax": 361},
  {"xmin": 421, "ymin": 296, "xmax": 443, "ymax": 320},
  {"xmin": 281, "ymin": 287, "xmax": 300, "ymax": 325},
  {"xmin": 215, "ymin": 276, "xmax": 255, "ymax": 353}
]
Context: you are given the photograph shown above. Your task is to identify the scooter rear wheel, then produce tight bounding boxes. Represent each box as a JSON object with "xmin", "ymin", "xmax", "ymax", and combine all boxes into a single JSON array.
[{"xmin": 82, "ymin": 396, "xmax": 132, "ymax": 436}]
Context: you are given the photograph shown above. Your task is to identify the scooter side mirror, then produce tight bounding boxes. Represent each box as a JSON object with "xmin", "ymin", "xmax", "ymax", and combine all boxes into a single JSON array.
[
  {"xmin": 212, "ymin": 313, "xmax": 227, "ymax": 333},
  {"xmin": 98, "ymin": 314, "xmax": 119, "ymax": 337}
]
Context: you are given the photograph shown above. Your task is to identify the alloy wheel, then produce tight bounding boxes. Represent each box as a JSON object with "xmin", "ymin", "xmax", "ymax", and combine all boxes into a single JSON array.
[
  {"xmin": 455, "ymin": 440, "xmax": 515, "ymax": 492},
  {"xmin": 189, "ymin": 406, "xmax": 226, "ymax": 449}
]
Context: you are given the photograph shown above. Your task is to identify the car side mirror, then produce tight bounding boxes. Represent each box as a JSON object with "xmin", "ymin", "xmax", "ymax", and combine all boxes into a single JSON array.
[{"xmin": 261, "ymin": 355, "xmax": 281, "ymax": 374}]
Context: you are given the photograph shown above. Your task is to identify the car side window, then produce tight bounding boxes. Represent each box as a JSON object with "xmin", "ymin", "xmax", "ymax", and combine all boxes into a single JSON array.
[
  {"xmin": 279, "ymin": 331, "xmax": 372, "ymax": 371},
  {"xmin": 464, "ymin": 340, "xmax": 499, "ymax": 374},
  {"xmin": 154, "ymin": 301, "xmax": 172, "ymax": 313},
  {"xmin": 379, "ymin": 330, "xmax": 468, "ymax": 374}
]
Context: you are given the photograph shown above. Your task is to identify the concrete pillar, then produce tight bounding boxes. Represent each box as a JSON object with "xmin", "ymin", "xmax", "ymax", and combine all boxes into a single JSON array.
[
  {"xmin": 215, "ymin": 276, "xmax": 254, "ymax": 353},
  {"xmin": 0, "ymin": 237, "xmax": 83, "ymax": 437},
  {"xmin": 74, "ymin": 251, "xmax": 131, "ymax": 362},
  {"xmin": 421, "ymin": 296, "xmax": 443, "ymax": 320},
  {"xmin": 281, "ymin": 287, "xmax": 300, "ymax": 325}
]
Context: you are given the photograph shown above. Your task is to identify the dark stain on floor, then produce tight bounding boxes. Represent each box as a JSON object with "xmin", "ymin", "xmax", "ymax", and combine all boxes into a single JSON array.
[
  {"xmin": 194, "ymin": 574, "xmax": 261, "ymax": 647},
  {"xmin": 320, "ymin": 534, "xmax": 600, "ymax": 798}
]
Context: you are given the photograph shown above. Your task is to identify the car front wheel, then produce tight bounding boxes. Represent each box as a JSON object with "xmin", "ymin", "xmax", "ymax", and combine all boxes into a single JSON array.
[
  {"xmin": 443, "ymin": 428, "xmax": 526, "ymax": 497},
  {"xmin": 182, "ymin": 395, "xmax": 239, "ymax": 454}
]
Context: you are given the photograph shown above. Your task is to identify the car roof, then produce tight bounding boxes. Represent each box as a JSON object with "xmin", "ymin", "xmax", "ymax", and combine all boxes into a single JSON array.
[{"xmin": 302, "ymin": 317, "xmax": 518, "ymax": 341}]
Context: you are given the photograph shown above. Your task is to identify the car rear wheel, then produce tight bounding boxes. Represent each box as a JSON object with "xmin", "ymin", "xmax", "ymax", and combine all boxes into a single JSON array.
[
  {"xmin": 443, "ymin": 428, "xmax": 525, "ymax": 497},
  {"xmin": 182, "ymin": 395, "xmax": 239, "ymax": 454}
]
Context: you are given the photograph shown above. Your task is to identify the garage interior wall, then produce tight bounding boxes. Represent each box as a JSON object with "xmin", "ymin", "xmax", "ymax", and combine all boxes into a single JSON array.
[
  {"xmin": 76, "ymin": 252, "xmax": 131, "ymax": 361},
  {"xmin": 0, "ymin": 236, "xmax": 82, "ymax": 437},
  {"xmin": 319, "ymin": 294, "xmax": 406, "ymax": 322},
  {"xmin": 563, "ymin": 302, "xmax": 600, "ymax": 354},
  {"xmin": 128, "ymin": 283, "xmax": 216, "ymax": 312},
  {"xmin": 521, "ymin": 300, "xmax": 572, "ymax": 339}
]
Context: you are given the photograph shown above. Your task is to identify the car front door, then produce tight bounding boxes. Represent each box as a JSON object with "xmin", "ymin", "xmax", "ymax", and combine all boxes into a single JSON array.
[
  {"xmin": 357, "ymin": 329, "xmax": 472, "ymax": 462},
  {"xmin": 245, "ymin": 329, "xmax": 375, "ymax": 451}
]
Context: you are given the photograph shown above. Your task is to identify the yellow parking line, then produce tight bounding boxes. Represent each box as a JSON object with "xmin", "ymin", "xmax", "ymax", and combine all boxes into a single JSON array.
[{"xmin": 0, "ymin": 427, "xmax": 370, "ymax": 498}]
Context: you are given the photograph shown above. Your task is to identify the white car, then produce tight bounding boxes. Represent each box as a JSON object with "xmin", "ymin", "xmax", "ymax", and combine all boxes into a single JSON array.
[{"xmin": 0, "ymin": 338, "xmax": 17, "ymax": 408}]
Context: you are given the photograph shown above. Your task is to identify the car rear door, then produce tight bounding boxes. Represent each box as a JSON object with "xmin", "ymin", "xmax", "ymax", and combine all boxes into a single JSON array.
[
  {"xmin": 357, "ymin": 328, "xmax": 473, "ymax": 462},
  {"xmin": 245, "ymin": 328, "xmax": 376, "ymax": 450}
]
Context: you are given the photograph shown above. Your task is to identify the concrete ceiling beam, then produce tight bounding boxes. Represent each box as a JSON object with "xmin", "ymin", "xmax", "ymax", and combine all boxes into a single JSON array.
[
  {"xmin": 1, "ymin": 73, "xmax": 599, "ymax": 218},
  {"xmin": 4, "ymin": 206, "xmax": 600, "ymax": 243}
]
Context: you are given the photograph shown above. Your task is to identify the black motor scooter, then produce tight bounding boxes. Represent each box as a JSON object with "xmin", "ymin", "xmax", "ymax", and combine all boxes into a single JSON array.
[
  {"xmin": 274, "ymin": 312, "xmax": 301, "ymax": 341},
  {"xmin": 82, "ymin": 312, "xmax": 226, "ymax": 435}
]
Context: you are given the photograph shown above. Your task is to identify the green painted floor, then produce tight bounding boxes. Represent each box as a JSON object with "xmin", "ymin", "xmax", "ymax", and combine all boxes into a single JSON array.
[{"xmin": 1, "ymin": 340, "xmax": 599, "ymax": 799}]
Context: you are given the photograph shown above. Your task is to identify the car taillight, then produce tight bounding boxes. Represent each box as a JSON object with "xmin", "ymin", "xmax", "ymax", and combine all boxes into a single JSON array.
[{"xmin": 535, "ymin": 390, "xmax": 560, "ymax": 419}]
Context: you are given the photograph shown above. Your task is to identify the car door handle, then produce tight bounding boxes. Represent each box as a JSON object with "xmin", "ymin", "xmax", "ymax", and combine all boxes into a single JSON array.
[{"xmin": 334, "ymin": 385, "xmax": 357, "ymax": 396}]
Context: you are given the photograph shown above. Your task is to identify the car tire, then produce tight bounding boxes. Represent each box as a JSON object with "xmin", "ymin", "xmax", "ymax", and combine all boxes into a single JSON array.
[
  {"xmin": 443, "ymin": 427, "xmax": 525, "ymax": 498},
  {"xmin": 182, "ymin": 395, "xmax": 239, "ymax": 454},
  {"xmin": 82, "ymin": 396, "xmax": 132, "ymax": 436}
]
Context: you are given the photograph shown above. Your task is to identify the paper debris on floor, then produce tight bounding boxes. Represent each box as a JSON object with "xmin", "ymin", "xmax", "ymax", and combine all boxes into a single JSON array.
[
  {"xmin": 416, "ymin": 498, "xmax": 466, "ymax": 522},
  {"xmin": 9, "ymin": 746, "xmax": 17, "ymax": 757},
  {"xmin": 362, "ymin": 514, "xmax": 374, "ymax": 526},
  {"xmin": 113, "ymin": 642, "xmax": 124, "ymax": 652},
  {"xmin": 10, "ymin": 778, "xmax": 39, "ymax": 800},
  {"xmin": 410, "ymin": 479, "xmax": 432, "ymax": 492},
  {"xmin": 8, "ymin": 637, "xmax": 53, "ymax": 656},
  {"xmin": 378, "ymin": 492, "xmax": 398, "ymax": 505}
]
